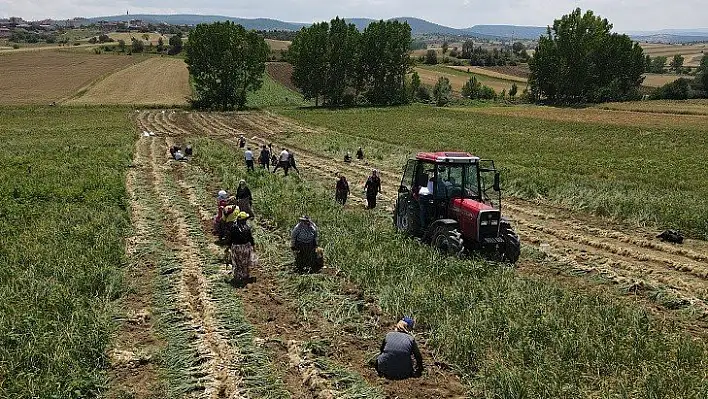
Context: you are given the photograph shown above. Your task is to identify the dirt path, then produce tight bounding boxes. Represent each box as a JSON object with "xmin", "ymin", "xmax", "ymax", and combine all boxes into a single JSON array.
[{"xmin": 139, "ymin": 109, "xmax": 708, "ymax": 328}]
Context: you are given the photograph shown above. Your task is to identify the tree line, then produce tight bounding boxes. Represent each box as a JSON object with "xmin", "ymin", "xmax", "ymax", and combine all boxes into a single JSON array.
[{"xmin": 289, "ymin": 17, "xmax": 412, "ymax": 106}]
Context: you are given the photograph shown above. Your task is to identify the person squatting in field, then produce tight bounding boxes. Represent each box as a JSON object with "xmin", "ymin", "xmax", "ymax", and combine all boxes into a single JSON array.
[
  {"xmin": 244, "ymin": 147, "xmax": 255, "ymax": 171},
  {"xmin": 356, "ymin": 146, "xmax": 364, "ymax": 160},
  {"xmin": 227, "ymin": 211, "xmax": 255, "ymax": 283},
  {"xmin": 376, "ymin": 317, "xmax": 423, "ymax": 380},
  {"xmin": 214, "ymin": 190, "xmax": 239, "ymax": 240},
  {"xmin": 336, "ymin": 174, "xmax": 350, "ymax": 205},
  {"xmin": 273, "ymin": 148, "xmax": 291, "ymax": 176},
  {"xmin": 364, "ymin": 169, "xmax": 382, "ymax": 209},
  {"xmin": 291, "ymin": 215, "xmax": 323, "ymax": 273}
]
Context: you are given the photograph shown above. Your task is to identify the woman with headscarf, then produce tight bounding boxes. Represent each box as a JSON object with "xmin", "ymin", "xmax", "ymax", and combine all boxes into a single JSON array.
[
  {"xmin": 227, "ymin": 211, "xmax": 255, "ymax": 283},
  {"xmin": 214, "ymin": 190, "xmax": 238, "ymax": 240},
  {"xmin": 335, "ymin": 175, "xmax": 350, "ymax": 205},
  {"xmin": 291, "ymin": 216, "xmax": 320, "ymax": 273},
  {"xmin": 235, "ymin": 180, "xmax": 253, "ymax": 218},
  {"xmin": 364, "ymin": 169, "xmax": 382, "ymax": 209},
  {"xmin": 376, "ymin": 317, "xmax": 423, "ymax": 380}
]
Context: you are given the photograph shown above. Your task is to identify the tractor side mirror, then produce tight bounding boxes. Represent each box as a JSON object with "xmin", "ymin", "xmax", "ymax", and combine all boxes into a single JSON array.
[{"xmin": 493, "ymin": 172, "xmax": 501, "ymax": 192}]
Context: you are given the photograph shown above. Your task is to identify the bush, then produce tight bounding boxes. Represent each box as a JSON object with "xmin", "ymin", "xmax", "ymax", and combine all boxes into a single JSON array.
[
  {"xmin": 650, "ymin": 78, "xmax": 692, "ymax": 100},
  {"xmin": 433, "ymin": 76, "xmax": 452, "ymax": 106},
  {"xmin": 425, "ymin": 49, "xmax": 438, "ymax": 65},
  {"xmin": 12, "ymin": 44, "xmax": 19, "ymax": 49}
]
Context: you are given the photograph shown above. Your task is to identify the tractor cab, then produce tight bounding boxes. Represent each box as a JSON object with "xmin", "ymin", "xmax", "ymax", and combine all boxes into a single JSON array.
[{"xmin": 394, "ymin": 151, "xmax": 520, "ymax": 262}]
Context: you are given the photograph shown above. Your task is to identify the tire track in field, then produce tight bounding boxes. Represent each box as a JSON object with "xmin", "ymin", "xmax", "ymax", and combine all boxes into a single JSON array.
[
  {"xmin": 141, "ymin": 110, "xmax": 708, "ymax": 320},
  {"xmin": 140, "ymin": 132, "xmax": 247, "ymax": 399}
]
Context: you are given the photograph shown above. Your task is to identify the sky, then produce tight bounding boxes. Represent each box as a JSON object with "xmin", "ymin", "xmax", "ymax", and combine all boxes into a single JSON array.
[{"xmin": 1, "ymin": 0, "xmax": 706, "ymax": 31}]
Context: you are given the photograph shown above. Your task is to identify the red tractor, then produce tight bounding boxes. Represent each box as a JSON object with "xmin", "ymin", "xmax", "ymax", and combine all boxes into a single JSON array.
[{"xmin": 394, "ymin": 151, "xmax": 520, "ymax": 263}]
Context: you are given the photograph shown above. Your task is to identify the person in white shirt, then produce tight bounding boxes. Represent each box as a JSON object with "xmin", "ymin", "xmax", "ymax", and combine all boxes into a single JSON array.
[
  {"xmin": 272, "ymin": 149, "xmax": 291, "ymax": 176},
  {"xmin": 244, "ymin": 147, "xmax": 255, "ymax": 171}
]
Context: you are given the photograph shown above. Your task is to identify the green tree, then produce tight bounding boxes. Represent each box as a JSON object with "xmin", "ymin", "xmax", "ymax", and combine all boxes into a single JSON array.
[
  {"xmin": 461, "ymin": 40, "xmax": 474, "ymax": 59},
  {"xmin": 650, "ymin": 56, "xmax": 667, "ymax": 73},
  {"xmin": 529, "ymin": 8, "xmax": 645, "ymax": 103},
  {"xmin": 512, "ymin": 42, "xmax": 525, "ymax": 54},
  {"xmin": 433, "ymin": 76, "xmax": 452, "ymax": 106},
  {"xmin": 644, "ymin": 54, "xmax": 652, "ymax": 72},
  {"xmin": 130, "ymin": 37, "xmax": 144, "ymax": 53},
  {"xmin": 156, "ymin": 37, "xmax": 165, "ymax": 53},
  {"xmin": 168, "ymin": 35, "xmax": 182, "ymax": 55},
  {"xmin": 670, "ymin": 54, "xmax": 684, "ymax": 73},
  {"xmin": 425, "ymin": 49, "xmax": 438, "ymax": 65},
  {"xmin": 509, "ymin": 82, "xmax": 518, "ymax": 98},
  {"xmin": 290, "ymin": 21, "xmax": 330, "ymax": 106},
  {"xmin": 410, "ymin": 71, "xmax": 421, "ymax": 101},
  {"xmin": 117, "ymin": 39, "xmax": 126, "ymax": 52},
  {"xmin": 324, "ymin": 18, "xmax": 361, "ymax": 105},
  {"xmin": 442, "ymin": 41, "xmax": 449, "ymax": 54},
  {"xmin": 185, "ymin": 21, "xmax": 269, "ymax": 110},
  {"xmin": 650, "ymin": 78, "xmax": 691, "ymax": 100},
  {"xmin": 360, "ymin": 20, "xmax": 412, "ymax": 105},
  {"xmin": 461, "ymin": 76, "xmax": 481, "ymax": 98}
]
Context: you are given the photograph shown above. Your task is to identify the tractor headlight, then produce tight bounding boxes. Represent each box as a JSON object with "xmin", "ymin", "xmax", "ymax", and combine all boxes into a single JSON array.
[
  {"xmin": 481, "ymin": 220, "xmax": 489, "ymax": 226},
  {"xmin": 491, "ymin": 220, "xmax": 498, "ymax": 226}
]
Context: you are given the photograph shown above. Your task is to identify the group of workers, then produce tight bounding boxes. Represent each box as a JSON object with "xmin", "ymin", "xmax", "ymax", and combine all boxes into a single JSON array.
[
  {"xmin": 211, "ymin": 139, "xmax": 421, "ymax": 380},
  {"xmin": 169, "ymin": 144, "xmax": 193, "ymax": 161}
]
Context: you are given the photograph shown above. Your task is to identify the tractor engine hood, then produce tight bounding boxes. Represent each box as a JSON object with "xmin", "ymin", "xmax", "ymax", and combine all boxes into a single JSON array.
[{"xmin": 450, "ymin": 198, "xmax": 502, "ymax": 244}]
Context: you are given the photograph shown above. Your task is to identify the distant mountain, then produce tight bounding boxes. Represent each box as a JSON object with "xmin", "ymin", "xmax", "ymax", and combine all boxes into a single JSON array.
[
  {"xmin": 464, "ymin": 25, "xmax": 548, "ymax": 40},
  {"xmin": 81, "ymin": 14, "xmax": 708, "ymax": 43}
]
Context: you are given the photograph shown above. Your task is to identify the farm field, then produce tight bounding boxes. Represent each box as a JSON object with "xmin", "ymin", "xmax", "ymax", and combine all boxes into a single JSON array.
[
  {"xmin": 447, "ymin": 65, "xmax": 528, "ymax": 82},
  {"xmin": 266, "ymin": 38, "xmax": 290, "ymax": 51},
  {"xmin": 0, "ymin": 107, "xmax": 135, "ymax": 397},
  {"xmin": 596, "ymin": 99, "xmax": 708, "ymax": 115},
  {"xmin": 246, "ymin": 73, "xmax": 310, "ymax": 108},
  {"xmin": 642, "ymin": 72, "xmax": 693, "ymax": 87},
  {"xmin": 640, "ymin": 43, "xmax": 707, "ymax": 66},
  {"xmin": 0, "ymin": 51, "xmax": 145, "ymax": 104},
  {"xmin": 67, "ymin": 56, "xmax": 191, "ymax": 106},
  {"xmin": 131, "ymin": 108, "xmax": 708, "ymax": 397},
  {"xmin": 415, "ymin": 64, "xmax": 523, "ymax": 93}
]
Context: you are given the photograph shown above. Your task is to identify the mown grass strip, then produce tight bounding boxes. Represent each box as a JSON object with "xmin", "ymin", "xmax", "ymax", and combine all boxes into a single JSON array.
[
  {"xmin": 191, "ymin": 137, "xmax": 708, "ymax": 398},
  {"xmin": 163, "ymin": 164, "xmax": 291, "ymax": 398}
]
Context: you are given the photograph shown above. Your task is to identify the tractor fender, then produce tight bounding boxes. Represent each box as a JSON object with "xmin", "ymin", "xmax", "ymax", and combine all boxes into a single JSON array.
[{"xmin": 423, "ymin": 219, "xmax": 459, "ymax": 242}]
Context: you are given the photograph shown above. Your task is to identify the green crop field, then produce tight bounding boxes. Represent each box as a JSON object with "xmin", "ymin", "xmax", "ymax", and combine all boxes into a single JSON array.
[
  {"xmin": 186, "ymin": 138, "xmax": 708, "ymax": 398},
  {"xmin": 0, "ymin": 106, "xmax": 134, "ymax": 397},
  {"xmin": 279, "ymin": 104, "xmax": 708, "ymax": 238},
  {"xmin": 246, "ymin": 74, "xmax": 311, "ymax": 108}
]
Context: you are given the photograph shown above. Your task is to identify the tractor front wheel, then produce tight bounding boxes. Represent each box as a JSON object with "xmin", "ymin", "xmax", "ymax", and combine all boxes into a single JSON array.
[
  {"xmin": 432, "ymin": 225, "xmax": 464, "ymax": 257},
  {"xmin": 499, "ymin": 219, "xmax": 520, "ymax": 264}
]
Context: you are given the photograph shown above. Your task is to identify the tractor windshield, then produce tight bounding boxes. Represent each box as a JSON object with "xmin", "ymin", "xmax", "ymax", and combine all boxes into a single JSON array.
[{"xmin": 436, "ymin": 163, "xmax": 479, "ymax": 199}]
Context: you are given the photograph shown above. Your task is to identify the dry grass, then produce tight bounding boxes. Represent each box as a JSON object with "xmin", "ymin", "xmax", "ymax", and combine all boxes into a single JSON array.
[
  {"xmin": 642, "ymin": 73, "xmax": 694, "ymax": 87},
  {"xmin": 0, "ymin": 51, "xmax": 142, "ymax": 105},
  {"xmin": 415, "ymin": 65, "xmax": 524, "ymax": 93},
  {"xmin": 266, "ymin": 39, "xmax": 290, "ymax": 51},
  {"xmin": 450, "ymin": 104, "xmax": 708, "ymax": 129},
  {"xmin": 640, "ymin": 43, "xmax": 707, "ymax": 66},
  {"xmin": 596, "ymin": 99, "xmax": 708, "ymax": 116},
  {"xmin": 68, "ymin": 57, "xmax": 190, "ymax": 106},
  {"xmin": 447, "ymin": 65, "xmax": 528, "ymax": 82}
]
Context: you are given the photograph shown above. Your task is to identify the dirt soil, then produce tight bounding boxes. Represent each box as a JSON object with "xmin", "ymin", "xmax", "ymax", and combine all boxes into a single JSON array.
[{"xmin": 267, "ymin": 62, "xmax": 298, "ymax": 92}]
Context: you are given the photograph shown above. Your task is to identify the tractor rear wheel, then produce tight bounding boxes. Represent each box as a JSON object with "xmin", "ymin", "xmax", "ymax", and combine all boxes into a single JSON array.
[
  {"xmin": 432, "ymin": 225, "xmax": 464, "ymax": 257},
  {"xmin": 499, "ymin": 219, "xmax": 520, "ymax": 263},
  {"xmin": 396, "ymin": 199, "xmax": 420, "ymax": 237}
]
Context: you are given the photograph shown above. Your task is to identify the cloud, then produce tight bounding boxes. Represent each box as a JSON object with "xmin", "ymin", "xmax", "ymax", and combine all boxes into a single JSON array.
[{"xmin": 0, "ymin": 0, "xmax": 705, "ymax": 31}]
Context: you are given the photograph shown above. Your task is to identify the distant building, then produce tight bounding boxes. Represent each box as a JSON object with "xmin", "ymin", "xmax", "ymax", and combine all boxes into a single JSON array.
[{"xmin": 0, "ymin": 28, "xmax": 11, "ymax": 38}]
